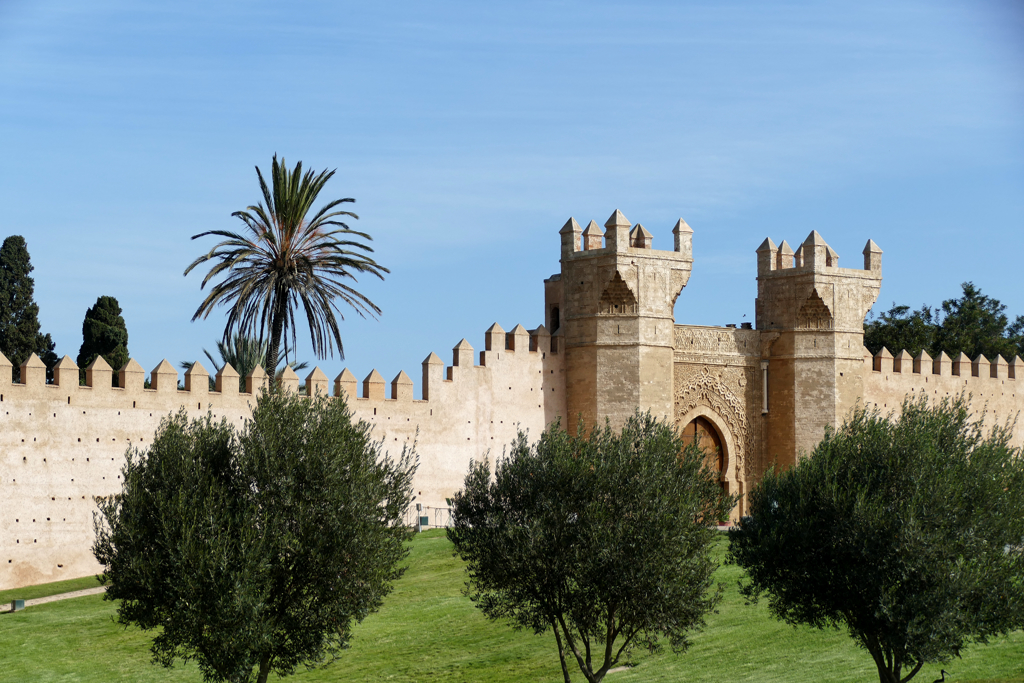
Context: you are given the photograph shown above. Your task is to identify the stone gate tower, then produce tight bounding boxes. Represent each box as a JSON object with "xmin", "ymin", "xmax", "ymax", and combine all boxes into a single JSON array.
[
  {"xmin": 545, "ymin": 210, "xmax": 694, "ymax": 432},
  {"xmin": 755, "ymin": 231, "xmax": 882, "ymax": 464}
]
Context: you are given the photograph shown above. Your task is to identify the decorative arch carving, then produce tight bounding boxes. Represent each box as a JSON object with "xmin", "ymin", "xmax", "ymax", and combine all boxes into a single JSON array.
[
  {"xmin": 798, "ymin": 288, "xmax": 833, "ymax": 330},
  {"xmin": 674, "ymin": 366, "xmax": 754, "ymax": 478},
  {"xmin": 598, "ymin": 271, "xmax": 637, "ymax": 315}
]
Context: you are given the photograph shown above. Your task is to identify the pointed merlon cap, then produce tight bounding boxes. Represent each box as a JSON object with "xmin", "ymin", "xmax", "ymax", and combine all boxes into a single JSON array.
[
  {"xmin": 184, "ymin": 360, "xmax": 209, "ymax": 392},
  {"xmin": 215, "ymin": 362, "xmax": 240, "ymax": 394},
  {"xmin": 802, "ymin": 230, "xmax": 828, "ymax": 247},
  {"xmin": 915, "ymin": 349, "xmax": 933, "ymax": 362},
  {"xmin": 604, "ymin": 210, "xmax": 630, "ymax": 252},
  {"xmin": 152, "ymin": 359, "xmax": 177, "ymax": 374},
  {"xmin": 20, "ymin": 352, "xmax": 46, "ymax": 385},
  {"xmin": 423, "ymin": 352, "xmax": 444, "ymax": 366},
  {"xmin": 629, "ymin": 223, "xmax": 653, "ymax": 248},
  {"xmin": 306, "ymin": 366, "xmax": 329, "ymax": 383},
  {"xmin": 799, "ymin": 230, "xmax": 829, "ymax": 271},
  {"xmin": 604, "ymin": 209, "xmax": 631, "ymax": 229},
  {"xmin": 560, "ymin": 217, "xmax": 583, "ymax": 255},
  {"xmin": 151, "ymin": 359, "xmax": 178, "ymax": 391},
  {"xmin": 363, "ymin": 369, "xmax": 386, "ymax": 400},
  {"xmin": 392, "ymin": 370, "xmax": 413, "ymax": 385},
  {"xmin": 305, "ymin": 366, "xmax": 329, "ymax": 396},
  {"xmin": 863, "ymin": 239, "xmax": 882, "ymax": 272},
  {"xmin": 334, "ymin": 368, "xmax": 358, "ymax": 399},
  {"xmin": 277, "ymin": 365, "xmax": 299, "ymax": 381},
  {"xmin": 218, "ymin": 362, "xmax": 240, "ymax": 379},
  {"xmin": 582, "ymin": 219, "xmax": 604, "ymax": 250},
  {"xmin": 506, "ymin": 323, "xmax": 531, "ymax": 351},
  {"xmin": 391, "ymin": 370, "xmax": 413, "ymax": 400},
  {"xmin": 582, "ymin": 220, "xmax": 605, "ymax": 236},
  {"xmin": 53, "ymin": 355, "xmax": 78, "ymax": 387},
  {"xmin": 559, "ymin": 217, "xmax": 582, "ymax": 235},
  {"xmin": 825, "ymin": 244, "xmax": 839, "ymax": 267},
  {"xmin": 872, "ymin": 346, "xmax": 893, "ymax": 372},
  {"xmin": 673, "ymin": 218, "xmax": 693, "ymax": 235},
  {"xmin": 756, "ymin": 237, "xmax": 778, "ymax": 273},
  {"xmin": 87, "ymin": 355, "xmax": 113, "ymax": 372},
  {"xmin": 453, "ymin": 338, "xmax": 474, "ymax": 367},
  {"xmin": 246, "ymin": 365, "xmax": 268, "ymax": 395},
  {"xmin": 121, "ymin": 358, "xmax": 144, "ymax": 373},
  {"xmin": 185, "ymin": 360, "xmax": 209, "ymax": 377},
  {"xmin": 22, "ymin": 353, "xmax": 45, "ymax": 369},
  {"xmin": 630, "ymin": 224, "xmax": 652, "ymax": 238},
  {"xmin": 485, "ymin": 322, "xmax": 506, "ymax": 352},
  {"xmin": 0, "ymin": 350, "xmax": 10, "ymax": 368},
  {"xmin": 778, "ymin": 240, "xmax": 794, "ymax": 255}
]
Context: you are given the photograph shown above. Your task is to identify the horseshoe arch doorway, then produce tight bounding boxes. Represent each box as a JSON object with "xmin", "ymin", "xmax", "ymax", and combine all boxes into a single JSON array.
[{"xmin": 679, "ymin": 416, "xmax": 727, "ymax": 497}]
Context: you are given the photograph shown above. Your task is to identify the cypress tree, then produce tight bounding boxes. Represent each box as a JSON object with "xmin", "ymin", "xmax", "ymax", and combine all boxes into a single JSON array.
[
  {"xmin": 0, "ymin": 235, "xmax": 58, "ymax": 382},
  {"xmin": 77, "ymin": 296, "xmax": 130, "ymax": 386}
]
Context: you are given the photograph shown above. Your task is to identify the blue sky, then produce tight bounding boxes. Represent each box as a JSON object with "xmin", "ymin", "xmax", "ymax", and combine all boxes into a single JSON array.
[{"xmin": 2, "ymin": 1, "xmax": 1022, "ymax": 391}]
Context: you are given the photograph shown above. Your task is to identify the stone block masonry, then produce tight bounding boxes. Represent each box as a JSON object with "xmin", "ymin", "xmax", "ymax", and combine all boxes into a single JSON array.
[
  {"xmin": 4, "ymin": 209, "xmax": 1021, "ymax": 590},
  {"xmin": 1, "ymin": 322, "xmax": 564, "ymax": 590}
]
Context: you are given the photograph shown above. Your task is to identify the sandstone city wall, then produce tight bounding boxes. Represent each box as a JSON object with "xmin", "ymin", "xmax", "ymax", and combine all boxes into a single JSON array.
[{"xmin": 0, "ymin": 322, "xmax": 564, "ymax": 591}]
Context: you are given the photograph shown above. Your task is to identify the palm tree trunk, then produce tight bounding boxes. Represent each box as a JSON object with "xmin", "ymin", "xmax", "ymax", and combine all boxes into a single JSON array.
[{"xmin": 265, "ymin": 292, "xmax": 288, "ymax": 382}]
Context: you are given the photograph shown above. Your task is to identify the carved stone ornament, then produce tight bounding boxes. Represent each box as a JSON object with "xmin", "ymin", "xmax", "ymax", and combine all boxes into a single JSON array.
[{"xmin": 675, "ymin": 366, "xmax": 755, "ymax": 477}]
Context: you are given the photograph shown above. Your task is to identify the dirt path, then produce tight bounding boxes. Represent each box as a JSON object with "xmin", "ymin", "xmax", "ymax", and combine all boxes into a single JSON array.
[{"xmin": 7, "ymin": 586, "xmax": 106, "ymax": 610}]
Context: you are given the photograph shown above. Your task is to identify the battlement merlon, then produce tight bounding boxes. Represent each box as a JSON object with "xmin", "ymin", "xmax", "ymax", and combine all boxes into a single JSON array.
[
  {"xmin": 755, "ymin": 232, "xmax": 882, "ymax": 333},
  {"xmin": 559, "ymin": 210, "xmax": 695, "ymax": 265},
  {"xmin": 757, "ymin": 232, "xmax": 883, "ymax": 279}
]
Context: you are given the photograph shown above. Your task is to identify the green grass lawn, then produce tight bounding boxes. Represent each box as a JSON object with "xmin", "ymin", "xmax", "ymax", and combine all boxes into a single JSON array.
[{"xmin": 1, "ymin": 530, "xmax": 1020, "ymax": 683}]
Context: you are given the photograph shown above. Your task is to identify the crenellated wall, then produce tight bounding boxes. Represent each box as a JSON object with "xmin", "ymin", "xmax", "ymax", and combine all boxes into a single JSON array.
[
  {"xmin": 0, "ymin": 323, "xmax": 564, "ymax": 590},
  {"xmin": 6, "ymin": 210, "xmax": 1023, "ymax": 592},
  {"xmin": 861, "ymin": 346, "xmax": 1023, "ymax": 446}
]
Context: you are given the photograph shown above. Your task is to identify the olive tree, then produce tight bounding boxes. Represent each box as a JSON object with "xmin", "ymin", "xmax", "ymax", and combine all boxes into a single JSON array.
[
  {"xmin": 729, "ymin": 395, "xmax": 1024, "ymax": 683},
  {"xmin": 448, "ymin": 412, "xmax": 733, "ymax": 683},
  {"xmin": 93, "ymin": 391, "xmax": 416, "ymax": 683}
]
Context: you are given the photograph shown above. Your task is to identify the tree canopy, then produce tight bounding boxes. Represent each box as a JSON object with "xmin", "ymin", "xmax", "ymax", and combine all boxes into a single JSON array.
[
  {"xmin": 448, "ymin": 413, "xmax": 734, "ymax": 683},
  {"xmin": 728, "ymin": 395, "xmax": 1024, "ymax": 683},
  {"xmin": 185, "ymin": 155, "xmax": 389, "ymax": 377},
  {"xmin": 77, "ymin": 295, "xmax": 129, "ymax": 386},
  {"xmin": 0, "ymin": 235, "xmax": 58, "ymax": 381},
  {"xmin": 93, "ymin": 391, "xmax": 417, "ymax": 683},
  {"xmin": 864, "ymin": 282, "xmax": 1023, "ymax": 360}
]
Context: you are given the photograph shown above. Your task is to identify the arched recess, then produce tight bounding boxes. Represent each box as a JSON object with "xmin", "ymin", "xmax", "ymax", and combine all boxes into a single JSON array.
[
  {"xmin": 674, "ymin": 366, "xmax": 752, "ymax": 519},
  {"xmin": 680, "ymin": 415, "xmax": 726, "ymax": 494},
  {"xmin": 677, "ymin": 407, "xmax": 738, "ymax": 492}
]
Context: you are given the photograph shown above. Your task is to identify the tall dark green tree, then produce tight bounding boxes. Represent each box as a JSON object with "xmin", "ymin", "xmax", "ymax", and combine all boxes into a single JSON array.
[
  {"xmin": 77, "ymin": 295, "xmax": 130, "ymax": 386},
  {"xmin": 449, "ymin": 413, "xmax": 733, "ymax": 683},
  {"xmin": 0, "ymin": 235, "xmax": 58, "ymax": 382},
  {"xmin": 932, "ymin": 282, "xmax": 1020, "ymax": 361},
  {"xmin": 185, "ymin": 155, "xmax": 389, "ymax": 378},
  {"xmin": 864, "ymin": 282, "xmax": 1023, "ymax": 361},
  {"xmin": 93, "ymin": 391, "xmax": 417, "ymax": 683},
  {"xmin": 728, "ymin": 395, "xmax": 1024, "ymax": 683}
]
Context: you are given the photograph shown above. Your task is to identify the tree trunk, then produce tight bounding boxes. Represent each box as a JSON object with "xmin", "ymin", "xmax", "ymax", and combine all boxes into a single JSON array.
[
  {"xmin": 256, "ymin": 654, "xmax": 272, "ymax": 683},
  {"xmin": 265, "ymin": 291, "xmax": 287, "ymax": 383},
  {"xmin": 553, "ymin": 621, "xmax": 573, "ymax": 683}
]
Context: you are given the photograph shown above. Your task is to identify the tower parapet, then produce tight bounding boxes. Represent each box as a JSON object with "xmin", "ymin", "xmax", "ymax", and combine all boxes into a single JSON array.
[
  {"xmin": 755, "ymin": 231, "xmax": 882, "ymax": 463},
  {"xmin": 548, "ymin": 209, "xmax": 694, "ymax": 431}
]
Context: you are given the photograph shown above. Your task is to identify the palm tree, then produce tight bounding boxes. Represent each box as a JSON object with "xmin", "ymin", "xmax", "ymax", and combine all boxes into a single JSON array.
[{"xmin": 185, "ymin": 155, "xmax": 388, "ymax": 377}]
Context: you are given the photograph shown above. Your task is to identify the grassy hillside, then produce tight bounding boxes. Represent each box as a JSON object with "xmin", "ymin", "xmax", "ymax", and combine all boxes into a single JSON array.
[{"xmin": 1, "ymin": 530, "xmax": 1020, "ymax": 682}]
